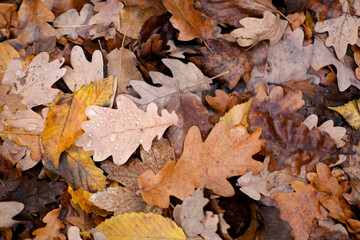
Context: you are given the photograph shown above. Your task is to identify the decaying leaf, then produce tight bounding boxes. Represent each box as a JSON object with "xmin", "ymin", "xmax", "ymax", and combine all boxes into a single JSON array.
[
  {"xmin": 63, "ymin": 46, "xmax": 104, "ymax": 91},
  {"xmin": 201, "ymin": 211, "xmax": 221, "ymax": 240},
  {"xmin": 219, "ymin": 99, "xmax": 252, "ymax": 128},
  {"xmin": 0, "ymin": 42, "xmax": 20, "ymax": 83},
  {"xmin": 2, "ymin": 52, "xmax": 66, "ymax": 108},
  {"xmin": 42, "ymin": 77, "xmax": 114, "ymax": 169},
  {"xmin": 162, "ymin": 0, "xmax": 213, "ymax": 41},
  {"xmin": 32, "ymin": 209, "xmax": 66, "ymax": 240},
  {"xmin": 315, "ymin": 0, "xmax": 360, "ymax": 60},
  {"xmin": 329, "ymin": 99, "xmax": 360, "ymax": 130},
  {"xmin": 0, "ymin": 201, "xmax": 24, "ymax": 228},
  {"xmin": 65, "ymin": 200, "xmax": 96, "ymax": 232},
  {"xmin": 173, "ymin": 181, "xmax": 209, "ymax": 237},
  {"xmin": 76, "ymin": 95, "xmax": 178, "ymax": 165},
  {"xmin": 230, "ymin": 11, "xmax": 287, "ymax": 47},
  {"xmin": 0, "ymin": 85, "xmax": 26, "ymax": 113},
  {"xmin": 139, "ymin": 122, "xmax": 265, "ymax": 208},
  {"xmin": 343, "ymin": 143, "xmax": 360, "ymax": 205}
]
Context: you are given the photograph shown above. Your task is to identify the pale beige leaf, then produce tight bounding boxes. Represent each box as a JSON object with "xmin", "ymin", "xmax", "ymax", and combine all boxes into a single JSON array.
[
  {"xmin": 54, "ymin": 4, "xmax": 93, "ymax": 40},
  {"xmin": 63, "ymin": 46, "xmax": 103, "ymax": 91},
  {"xmin": 166, "ymin": 40, "xmax": 198, "ymax": 59},
  {"xmin": 230, "ymin": 11, "xmax": 287, "ymax": 47},
  {"xmin": 75, "ymin": 95, "xmax": 178, "ymax": 165},
  {"xmin": 106, "ymin": 47, "xmax": 143, "ymax": 95},
  {"xmin": 201, "ymin": 211, "xmax": 221, "ymax": 240},
  {"xmin": 2, "ymin": 52, "xmax": 66, "ymax": 108},
  {"xmin": 311, "ymin": 38, "xmax": 360, "ymax": 91},
  {"xmin": 315, "ymin": 0, "xmax": 360, "ymax": 60},
  {"xmin": 173, "ymin": 181, "xmax": 208, "ymax": 237},
  {"xmin": 67, "ymin": 226, "xmax": 82, "ymax": 240},
  {"xmin": 0, "ymin": 201, "xmax": 24, "ymax": 228}
]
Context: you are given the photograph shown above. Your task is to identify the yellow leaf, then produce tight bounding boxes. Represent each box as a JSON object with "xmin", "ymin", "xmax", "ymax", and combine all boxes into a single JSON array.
[
  {"xmin": 219, "ymin": 99, "xmax": 252, "ymax": 128},
  {"xmin": 91, "ymin": 212, "xmax": 187, "ymax": 240},
  {"xmin": 33, "ymin": 209, "xmax": 66, "ymax": 240},
  {"xmin": 68, "ymin": 186, "xmax": 111, "ymax": 217},
  {"xmin": 329, "ymin": 99, "xmax": 360, "ymax": 129},
  {"xmin": 42, "ymin": 77, "xmax": 114, "ymax": 169}
]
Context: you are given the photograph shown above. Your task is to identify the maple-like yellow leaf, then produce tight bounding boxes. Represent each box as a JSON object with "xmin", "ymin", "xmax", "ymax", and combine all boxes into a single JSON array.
[
  {"xmin": 42, "ymin": 77, "xmax": 114, "ymax": 169},
  {"xmin": 75, "ymin": 95, "xmax": 178, "ymax": 165},
  {"xmin": 32, "ymin": 209, "xmax": 66, "ymax": 240},
  {"xmin": 91, "ymin": 212, "xmax": 187, "ymax": 240},
  {"xmin": 328, "ymin": 99, "xmax": 360, "ymax": 130},
  {"xmin": 139, "ymin": 122, "xmax": 265, "ymax": 208},
  {"xmin": 219, "ymin": 99, "xmax": 252, "ymax": 128},
  {"xmin": 68, "ymin": 186, "xmax": 111, "ymax": 217}
]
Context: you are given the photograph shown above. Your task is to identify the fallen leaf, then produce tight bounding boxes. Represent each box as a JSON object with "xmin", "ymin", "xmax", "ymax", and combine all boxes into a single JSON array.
[
  {"xmin": 42, "ymin": 77, "xmax": 114, "ymax": 169},
  {"xmin": 247, "ymin": 27, "xmax": 315, "ymax": 90},
  {"xmin": 91, "ymin": 212, "xmax": 186, "ymax": 240},
  {"xmin": 2, "ymin": 52, "xmax": 66, "ymax": 108},
  {"xmin": 106, "ymin": 47, "xmax": 143, "ymax": 95},
  {"xmin": 287, "ymin": 12, "xmax": 306, "ymax": 30},
  {"xmin": 33, "ymin": 209, "xmax": 66, "ymax": 240},
  {"xmin": 139, "ymin": 122, "xmax": 265, "ymax": 208},
  {"xmin": 0, "ymin": 42, "xmax": 20, "ymax": 83},
  {"xmin": 162, "ymin": 0, "xmax": 213, "ymax": 41},
  {"xmin": 68, "ymin": 186, "xmax": 111, "ymax": 217},
  {"xmin": 219, "ymin": 99, "xmax": 252, "ymax": 129},
  {"xmin": 0, "ymin": 85, "xmax": 26, "ymax": 113},
  {"xmin": 0, "ymin": 201, "xmax": 24, "ymax": 228},
  {"xmin": 65, "ymin": 200, "xmax": 96, "ymax": 231},
  {"xmin": 123, "ymin": 0, "xmax": 166, "ymax": 14},
  {"xmin": 310, "ymin": 219, "xmax": 350, "ymax": 240},
  {"xmin": 67, "ymin": 226, "xmax": 82, "ymax": 240},
  {"xmin": 315, "ymin": 0, "xmax": 360, "ymax": 60},
  {"xmin": 16, "ymin": 0, "xmax": 60, "ymax": 45},
  {"xmin": 311, "ymin": 38, "xmax": 360, "ymax": 91},
  {"xmin": 328, "ymin": 99, "xmax": 360, "ymax": 130},
  {"xmin": 343, "ymin": 143, "xmax": 360, "ymax": 205},
  {"xmin": 63, "ymin": 46, "xmax": 104, "ymax": 91},
  {"xmin": 201, "ymin": 211, "xmax": 221, "ymax": 240},
  {"xmin": 166, "ymin": 40, "xmax": 198, "ymax": 59},
  {"xmin": 76, "ymin": 95, "xmax": 177, "ymax": 165},
  {"xmin": 230, "ymin": 11, "xmax": 287, "ymax": 47},
  {"xmin": 54, "ymin": 4, "xmax": 93, "ymax": 40},
  {"xmin": 173, "ymin": 181, "xmax": 209, "ymax": 237}
]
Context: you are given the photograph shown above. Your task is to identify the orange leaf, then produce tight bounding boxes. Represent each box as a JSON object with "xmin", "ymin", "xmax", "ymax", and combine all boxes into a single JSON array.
[
  {"xmin": 138, "ymin": 122, "xmax": 265, "ymax": 208},
  {"xmin": 32, "ymin": 209, "xmax": 66, "ymax": 240}
]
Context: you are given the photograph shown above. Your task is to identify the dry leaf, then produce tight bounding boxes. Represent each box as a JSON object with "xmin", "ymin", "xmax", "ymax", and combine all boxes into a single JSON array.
[
  {"xmin": 0, "ymin": 42, "xmax": 20, "ymax": 83},
  {"xmin": 75, "ymin": 95, "xmax": 178, "ymax": 165},
  {"xmin": 311, "ymin": 38, "xmax": 360, "ymax": 91},
  {"xmin": 91, "ymin": 212, "xmax": 186, "ymax": 240},
  {"xmin": 32, "ymin": 209, "xmax": 66, "ymax": 240},
  {"xmin": 201, "ymin": 211, "xmax": 221, "ymax": 240},
  {"xmin": 67, "ymin": 226, "xmax": 82, "ymax": 240},
  {"xmin": 247, "ymin": 27, "xmax": 315, "ymax": 90},
  {"xmin": 0, "ymin": 201, "xmax": 24, "ymax": 228},
  {"xmin": 2, "ymin": 52, "xmax": 65, "ymax": 108},
  {"xmin": 106, "ymin": 47, "xmax": 143, "ymax": 95},
  {"xmin": 315, "ymin": 0, "xmax": 360, "ymax": 60},
  {"xmin": 54, "ymin": 4, "xmax": 93, "ymax": 40},
  {"xmin": 0, "ymin": 85, "xmax": 26, "ymax": 113},
  {"xmin": 230, "ymin": 11, "xmax": 287, "ymax": 47},
  {"xmin": 123, "ymin": 0, "xmax": 166, "ymax": 13},
  {"xmin": 173, "ymin": 181, "xmax": 209, "ymax": 237},
  {"xmin": 329, "ymin": 99, "xmax": 360, "ymax": 130},
  {"xmin": 63, "ymin": 46, "xmax": 104, "ymax": 91},
  {"xmin": 166, "ymin": 40, "xmax": 198, "ymax": 59},
  {"xmin": 139, "ymin": 122, "xmax": 265, "ymax": 208},
  {"xmin": 219, "ymin": 99, "xmax": 252, "ymax": 128},
  {"xmin": 162, "ymin": 0, "xmax": 213, "ymax": 41},
  {"xmin": 343, "ymin": 143, "xmax": 360, "ymax": 205},
  {"xmin": 65, "ymin": 200, "xmax": 96, "ymax": 231}
]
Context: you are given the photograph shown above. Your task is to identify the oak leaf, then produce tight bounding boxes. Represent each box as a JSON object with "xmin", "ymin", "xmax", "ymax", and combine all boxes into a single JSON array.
[
  {"xmin": 329, "ymin": 99, "xmax": 360, "ymax": 130},
  {"xmin": 311, "ymin": 38, "xmax": 360, "ymax": 91},
  {"xmin": 343, "ymin": 143, "xmax": 360, "ymax": 205},
  {"xmin": 162, "ymin": 0, "xmax": 213, "ymax": 41},
  {"xmin": 16, "ymin": 0, "xmax": 60, "ymax": 45},
  {"xmin": 0, "ymin": 85, "xmax": 26, "ymax": 113},
  {"xmin": 230, "ymin": 11, "xmax": 287, "ymax": 47},
  {"xmin": 247, "ymin": 27, "xmax": 315, "ymax": 90},
  {"xmin": 32, "ymin": 209, "xmax": 66, "ymax": 240},
  {"xmin": 106, "ymin": 47, "xmax": 143, "ymax": 95},
  {"xmin": 42, "ymin": 77, "xmax": 114, "ymax": 169},
  {"xmin": 123, "ymin": 0, "xmax": 166, "ymax": 13},
  {"xmin": 315, "ymin": 0, "xmax": 360, "ymax": 60},
  {"xmin": 201, "ymin": 211, "xmax": 221, "ymax": 240},
  {"xmin": 54, "ymin": 4, "xmax": 93, "ymax": 40},
  {"xmin": 75, "ymin": 95, "xmax": 178, "ymax": 165},
  {"xmin": 0, "ymin": 201, "xmax": 24, "ymax": 228},
  {"xmin": 91, "ymin": 212, "xmax": 186, "ymax": 240},
  {"xmin": 63, "ymin": 46, "xmax": 104, "ymax": 91},
  {"xmin": 65, "ymin": 200, "xmax": 96, "ymax": 231},
  {"xmin": 138, "ymin": 122, "xmax": 265, "ymax": 208},
  {"xmin": 2, "ymin": 52, "xmax": 66, "ymax": 108},
  {"xmin": 0, "ymin": 42, "xmax": 20, "ymax": 82}
]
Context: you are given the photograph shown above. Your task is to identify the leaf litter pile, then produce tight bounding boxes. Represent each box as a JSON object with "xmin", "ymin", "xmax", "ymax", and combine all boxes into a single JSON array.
[{"xmin": 5, "ymin": 0, "xmax": 360, "ymax": 239}]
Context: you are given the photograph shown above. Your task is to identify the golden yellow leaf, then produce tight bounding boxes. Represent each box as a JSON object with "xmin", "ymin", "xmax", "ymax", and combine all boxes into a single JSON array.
[
  {"xmin": 32, "ymin": 209, "xmax": 66, "ymax": 240},
  {"xmin": 219, "ymin": 99, "xmax": 252, "ymax": 128},
  {"xmin": 329, "ymin": 99, "xmax": 360, "ymax": 129},
  {"xmin": 68, "ymin": 186, "xmax": 111, "ymax": 217},
  {"xmin": 91, "ymin": 212, "xmax": 187, "ymax": 240},
  {"xmin": 42, "ymin": 77, "xmax": 114, "ymax": 169}
]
